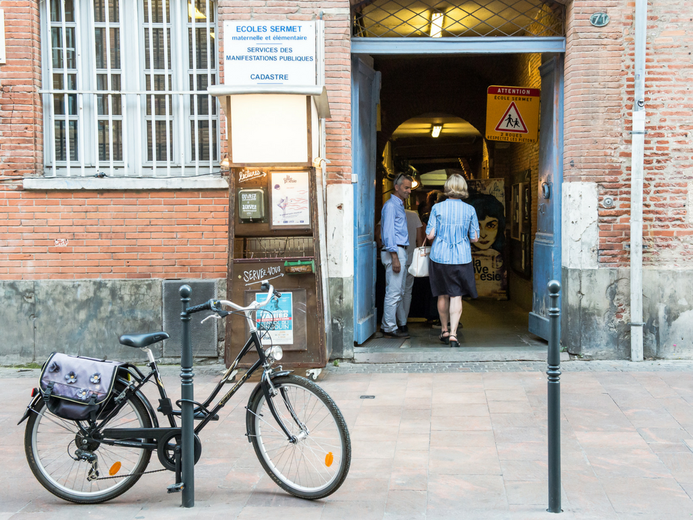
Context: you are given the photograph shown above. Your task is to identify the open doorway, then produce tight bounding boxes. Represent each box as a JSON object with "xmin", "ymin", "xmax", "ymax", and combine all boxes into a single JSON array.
[{"xmin": 359, "ymin": 53, "xmax": 552, "ymax": 357}]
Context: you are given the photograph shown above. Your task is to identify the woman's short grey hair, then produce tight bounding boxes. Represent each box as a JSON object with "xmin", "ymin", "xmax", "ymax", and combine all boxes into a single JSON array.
[{"xmin": 444, "ymin": 174, "xmax": 469, "ymax": 199}]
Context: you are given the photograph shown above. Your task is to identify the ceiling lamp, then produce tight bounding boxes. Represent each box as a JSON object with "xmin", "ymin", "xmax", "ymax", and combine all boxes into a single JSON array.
[
  {"xmin": 188, "ymin": 3, "xmax": 207, "ymax": 19},
  {"xmin": 431, "ymin": 124, "xmax": 443, "ymax": 138},
  {"xmin": 430, "ymin": 11, "xmax": 444, "ymax": 38}
]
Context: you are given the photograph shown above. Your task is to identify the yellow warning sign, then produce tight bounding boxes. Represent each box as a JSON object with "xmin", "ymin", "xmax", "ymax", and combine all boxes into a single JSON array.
[{"xmin": 485, "ymin": 86, "xmax": 540, "ymax": 143}]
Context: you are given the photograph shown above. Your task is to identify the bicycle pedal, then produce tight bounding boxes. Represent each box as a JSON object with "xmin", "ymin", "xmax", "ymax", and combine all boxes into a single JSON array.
[{"xmin": 167, "ymin": 482, "xmax": 185, "ymax": 494}]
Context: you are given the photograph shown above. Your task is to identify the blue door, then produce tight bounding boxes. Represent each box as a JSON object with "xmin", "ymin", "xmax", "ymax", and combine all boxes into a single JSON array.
[
  {"xmin": 529, "ymin": 56, "xmax": 564, "ymax": 340},
  {"xmin": 352, "ymin": 57, "xmax": 381, "ymax": 344}
]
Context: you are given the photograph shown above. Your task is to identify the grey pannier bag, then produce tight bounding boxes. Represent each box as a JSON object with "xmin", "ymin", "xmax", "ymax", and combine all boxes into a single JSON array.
[{"xmin": 39, "ymin": 352, "xmax": 124, "ymax": 421}]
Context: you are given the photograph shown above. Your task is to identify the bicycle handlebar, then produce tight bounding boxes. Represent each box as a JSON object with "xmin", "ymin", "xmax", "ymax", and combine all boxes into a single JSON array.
[
  {"xmin": 186, "ymin": 300, "xmax": 213, "ymax": 314},
  {"xmin": 186, "ymin": 280, "xmax": 280, "ymax": 316}
]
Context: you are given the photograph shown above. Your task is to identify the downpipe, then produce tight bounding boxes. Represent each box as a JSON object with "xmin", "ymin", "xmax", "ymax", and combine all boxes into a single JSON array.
[{"xmin": 630, "ymin": 0, "xmax": 648, "ymax": 361}]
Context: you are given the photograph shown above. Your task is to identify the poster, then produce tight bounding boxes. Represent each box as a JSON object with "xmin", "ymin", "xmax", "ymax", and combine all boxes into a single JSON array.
[
  {"xmin": 467, "ymin": 179, "xmax": 508, "ymax": 300},
  {"xmin": 255, "ymin": 291, "xmax": 293, "ymax": 345},
  {"xmin": 271, "ymin": 171, "xmax": 310, "ymax": 228}
]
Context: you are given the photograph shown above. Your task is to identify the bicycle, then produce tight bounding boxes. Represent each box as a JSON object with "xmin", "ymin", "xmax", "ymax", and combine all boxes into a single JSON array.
[{"xmin": 19, "ymin": 281, "xmax": 351, "ymax": 504}]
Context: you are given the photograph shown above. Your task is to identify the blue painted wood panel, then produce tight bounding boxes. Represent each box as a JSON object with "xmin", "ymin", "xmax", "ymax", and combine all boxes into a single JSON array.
[
  {"xmin": 351, "ymin": 37, "xmax": 565, "ymax": 55},
  {"xmin": 352, "ymin": 57, "xmax": 381, "ymax": 344},
  {"xmin": 529, "ymin": 56, "xmax": 564, "ymax": 340}
]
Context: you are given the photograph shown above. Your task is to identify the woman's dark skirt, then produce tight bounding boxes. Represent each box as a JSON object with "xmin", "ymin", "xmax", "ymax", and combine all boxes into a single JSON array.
[{"xmin": 429, "ymin": 260, "xmax": 478, "ymax": 298}]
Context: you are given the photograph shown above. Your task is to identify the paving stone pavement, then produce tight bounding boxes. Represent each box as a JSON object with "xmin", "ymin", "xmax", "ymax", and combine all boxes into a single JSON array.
[{"xmin": 3, "ymin": 360, "xmax": 693, "ymax": 519}]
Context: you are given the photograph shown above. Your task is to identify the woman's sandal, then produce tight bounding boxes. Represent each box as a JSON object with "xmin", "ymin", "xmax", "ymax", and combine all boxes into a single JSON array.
[
  {"xmin": 449, "ymin": 335, "xmax": 460, "ymax": 348},
  {"xmin": 439, "ymin": 331, "xmax": 450, "ymax": 343}
]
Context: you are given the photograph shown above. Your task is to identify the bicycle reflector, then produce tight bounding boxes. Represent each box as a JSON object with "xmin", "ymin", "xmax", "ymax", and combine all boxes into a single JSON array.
[
  {"xmin": 325, "ymin": 452, "xmax": 334, "ymax": 467},
  {"xmin": 109, "ymin": 462, "xmax": 122, "ymax": 476}
]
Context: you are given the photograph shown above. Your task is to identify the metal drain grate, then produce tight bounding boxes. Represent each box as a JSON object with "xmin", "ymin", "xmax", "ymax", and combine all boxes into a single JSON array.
[{"xmin": 352, "ymin": 0, "xmax": 565, "ymax": 38}]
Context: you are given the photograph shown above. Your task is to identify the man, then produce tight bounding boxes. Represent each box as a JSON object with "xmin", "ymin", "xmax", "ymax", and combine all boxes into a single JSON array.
[
  {"xmin": 396, "ymin": 209, "xmax": 425, "ymax": 334},
  {"xmin": 380, "ymin": 173, "xmax": 413, "ymax": 338}
]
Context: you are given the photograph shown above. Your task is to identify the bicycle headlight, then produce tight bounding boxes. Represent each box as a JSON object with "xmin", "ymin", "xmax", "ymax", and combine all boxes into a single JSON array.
[{"xmin": 266, "ymin": 345, "xmax": 283, "ymax": 362}]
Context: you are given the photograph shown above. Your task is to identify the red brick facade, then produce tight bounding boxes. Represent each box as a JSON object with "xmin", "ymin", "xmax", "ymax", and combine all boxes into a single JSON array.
[
  {"xmin": 1, "ymin": 0, "xmax": 692, "ymax": 353},
  {"xmin": 563, "ymin": 0, "xmax": 693, "ymax": 268}
]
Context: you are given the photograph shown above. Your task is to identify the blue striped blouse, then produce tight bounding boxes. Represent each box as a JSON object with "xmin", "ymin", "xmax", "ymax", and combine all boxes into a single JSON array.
[{"xmin": 425, "ymin": 199, "xmax": 480, "ymax": 265}]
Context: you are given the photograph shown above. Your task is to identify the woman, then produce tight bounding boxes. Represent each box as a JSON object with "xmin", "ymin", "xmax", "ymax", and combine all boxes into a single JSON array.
[{"xmin": 425, "ymin": 174, "xmax": 480, "ymax": 348}]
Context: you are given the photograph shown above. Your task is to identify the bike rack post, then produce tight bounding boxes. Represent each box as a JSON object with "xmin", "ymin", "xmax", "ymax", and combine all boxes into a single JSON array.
[
  {"xmin": 180, "ymin": 284, "xmax": 195, "ymax": 507},
  {"xmin": 547, "ymin": 280, "xmax": 562, "ymax": 513}
]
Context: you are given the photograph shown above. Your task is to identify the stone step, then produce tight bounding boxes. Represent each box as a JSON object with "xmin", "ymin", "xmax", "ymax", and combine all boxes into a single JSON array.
[{"xmin": 353, "ymin": 346, "xmax": 570, "ymax": 364}]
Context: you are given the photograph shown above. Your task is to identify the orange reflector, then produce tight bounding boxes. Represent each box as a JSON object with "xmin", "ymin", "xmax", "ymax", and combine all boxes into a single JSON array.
[
  {"xmin": 325, "ymin": 452, "xmax": 334, "ymax": 467},
  {"xmin": 109, "ymin": 462, "xmax": 122, "ymax": 476}
]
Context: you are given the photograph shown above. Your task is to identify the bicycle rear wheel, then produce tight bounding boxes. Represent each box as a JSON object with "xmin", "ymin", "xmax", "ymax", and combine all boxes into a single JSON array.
[
  {"xmin": 246, "ymin": 374, "xmax": 351, "ymax": 499},
  {"xmin": 24, "ymin": 384, "xmax": 152, "ymax": 504}
]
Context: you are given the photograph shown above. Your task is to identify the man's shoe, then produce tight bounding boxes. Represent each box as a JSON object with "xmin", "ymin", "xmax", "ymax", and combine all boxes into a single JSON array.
[
  {"xmin": 398, "ymin": 325, "xmax": 409, "ymax": 334},
  {"xmin": 383, "ymin": 330, "xmax": 410, "ymax": 339}
]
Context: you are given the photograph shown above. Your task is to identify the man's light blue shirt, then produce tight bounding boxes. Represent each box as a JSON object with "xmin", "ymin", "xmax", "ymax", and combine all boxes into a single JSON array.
[
  {"xmin": 381, "ymin": 195, "xmax": 409, "ymax": 253},
  {"xmin": 426, "ymin": 199, "xmax": 480, "ymax": 264}
]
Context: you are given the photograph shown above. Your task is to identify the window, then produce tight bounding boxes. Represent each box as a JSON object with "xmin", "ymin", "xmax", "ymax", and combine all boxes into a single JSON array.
[{"xmin": 42, "ymin": 0, "xmax": 219, "ymax": 177}]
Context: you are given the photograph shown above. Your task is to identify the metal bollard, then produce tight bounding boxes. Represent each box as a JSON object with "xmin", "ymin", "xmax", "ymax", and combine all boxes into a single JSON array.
[
  {"xmin": 180, "ymin": 285, "xmax": 195, "ymax": 507},
  {"xmin": 547, "ymin": 280, "xmax": 562, "ymax": 513}
]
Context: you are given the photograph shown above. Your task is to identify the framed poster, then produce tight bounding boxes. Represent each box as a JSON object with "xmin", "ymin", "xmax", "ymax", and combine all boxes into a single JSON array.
[
  {"xmin": 255, "ymin": 291, "xmax": 293, "ymax": 345},
  {"xmin": 269, "ymin": 171, "xmax": 311, "ymax": 229},
  {"xmin": 244, "ymin": 288, "xmax": 307, "ymax": 350}
]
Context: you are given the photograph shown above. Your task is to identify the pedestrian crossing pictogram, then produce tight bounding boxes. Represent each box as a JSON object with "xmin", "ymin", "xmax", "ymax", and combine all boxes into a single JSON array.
[
  {"xmin": 485, "ymin": 86, "xmax": 540, "ymax": 143},
  {"xmin": 494, "ymin": 102, "xmax": 528, "ymax": 133}
]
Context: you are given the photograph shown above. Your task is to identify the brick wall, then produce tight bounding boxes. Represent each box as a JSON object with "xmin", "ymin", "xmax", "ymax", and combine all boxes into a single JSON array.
[
  {"xmin": 218, "ymin": 1, "xmax": 352, "ymax": 184},
  {"xmin": 0, "ymin": 0, "xmax": 351, "ymax": 282},
  {"xmin": 0, "ymin": 0, "xmax": 42, "ymax": 177},
  {"xmin": 563, "ymin": 0, "xmax": 693, "ymax": 268},
  {"xmin": 0, "ymin": 190, "xmax": 229, "ymax": 279}
]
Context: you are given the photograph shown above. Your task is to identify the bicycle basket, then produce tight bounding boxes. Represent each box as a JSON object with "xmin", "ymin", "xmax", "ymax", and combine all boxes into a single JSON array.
[{"xmin": 39, "ymin": 352, "xmax": 124, "ymax": 421}]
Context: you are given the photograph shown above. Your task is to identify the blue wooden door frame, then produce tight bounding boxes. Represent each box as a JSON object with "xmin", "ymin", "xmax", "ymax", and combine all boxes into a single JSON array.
[
  {"xmin": 352, "ymin": 57, "xmax": 381, "ymax": 344},
  {"xmin": 529, "ymin": 56, "xmax": 564, "ymax": 340},
  {"xmin": 351, "ymin": 39, "xmax": 565, "ymax": 344}
]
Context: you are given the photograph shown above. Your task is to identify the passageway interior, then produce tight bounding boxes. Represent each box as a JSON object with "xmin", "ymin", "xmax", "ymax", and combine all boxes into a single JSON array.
[{"xmin": 363, "ymin": 53, "xmax": 547, "ymax": 355}]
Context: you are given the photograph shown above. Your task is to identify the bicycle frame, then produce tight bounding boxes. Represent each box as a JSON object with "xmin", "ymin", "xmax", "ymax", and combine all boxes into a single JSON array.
[{"xmin": 92, "ymin": 289, "xmax": 300, "ymax": 455}]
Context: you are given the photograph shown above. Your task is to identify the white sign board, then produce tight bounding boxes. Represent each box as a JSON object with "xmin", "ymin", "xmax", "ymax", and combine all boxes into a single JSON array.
[{"xmin": 224, "ymin": 21, "xmax": 316, "ymax": 86}]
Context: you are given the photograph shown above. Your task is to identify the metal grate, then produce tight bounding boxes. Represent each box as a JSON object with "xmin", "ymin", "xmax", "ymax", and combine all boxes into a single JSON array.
[
  {"xmin": 237, "ymin": 237, "xmax": 314, "ymax": 259},
  {"xmin": 352, "ymin": 0, "xmax": 564, "ymax": 38}
]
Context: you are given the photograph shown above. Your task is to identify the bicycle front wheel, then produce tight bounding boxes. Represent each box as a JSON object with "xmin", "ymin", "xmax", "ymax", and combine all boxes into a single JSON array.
[
  {"xmin": 247, "ymin": 375, "xmax": 351, "ymax": 499},
  {"xmin": 24, "ymin": 384, "xmax": 152, "ymax": 504}
]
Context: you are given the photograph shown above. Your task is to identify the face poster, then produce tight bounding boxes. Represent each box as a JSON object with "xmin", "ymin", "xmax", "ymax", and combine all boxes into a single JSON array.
[
  {"xmin": 255, "ymin": 291, "xmax": 293, "ymax": 345},
  {"xmin": 467, "ymin": 179, "xmax": 508, "ymax": 300}
]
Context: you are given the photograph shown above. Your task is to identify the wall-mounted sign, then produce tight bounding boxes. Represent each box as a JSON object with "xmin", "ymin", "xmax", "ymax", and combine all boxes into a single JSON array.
[
  {"xmin": 485, "ymin": 86, "xmax": 540, "ymax": 143},
  {"xmin": 223, "ymin": 21, "xmax": 316, "ymax": 86},
  {"xmin": 590, "ymin": 12, "xmax": 610, "ymax": 27},
  {"xmin": 270, "ymin": 171, "xmax": 311, "ymax": 229},
  {"xmin": 238, "ymin": 189, "xmax": 265, "ymax": 220},
  {"xmin": 255, "ymin": 291, "xmax": 293, "ymax": 345}
]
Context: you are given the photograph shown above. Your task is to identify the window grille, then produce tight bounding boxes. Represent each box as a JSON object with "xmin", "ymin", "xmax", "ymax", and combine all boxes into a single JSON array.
[
  {"xmin": 352, "ymin": 0, "xmax": 564, "ymax": 38},
  {"xmin": 41, "ymin": 0, "xmax": 220, "ymax": 178}
]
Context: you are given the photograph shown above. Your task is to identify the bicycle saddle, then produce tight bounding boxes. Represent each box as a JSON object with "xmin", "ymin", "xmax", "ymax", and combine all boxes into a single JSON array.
[{"xmin": 119, "ymin": 332, "xmax": 170, "ymax": 348}]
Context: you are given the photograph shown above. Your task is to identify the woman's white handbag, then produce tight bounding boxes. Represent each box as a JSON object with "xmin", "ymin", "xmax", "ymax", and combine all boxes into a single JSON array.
[{"xmin": 408, "ymin": 241, "xmax": 431, "ymax": 277}]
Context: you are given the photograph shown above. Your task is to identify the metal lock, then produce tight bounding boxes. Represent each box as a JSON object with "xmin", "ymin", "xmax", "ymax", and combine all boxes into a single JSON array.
[{"xmin": 603, "ymin": 196, "xmax": 615, "ymax": 208}]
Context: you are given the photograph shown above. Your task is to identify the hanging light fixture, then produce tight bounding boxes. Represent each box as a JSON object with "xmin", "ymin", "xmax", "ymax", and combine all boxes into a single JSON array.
[
  {"xmin": 431, "ymin": 124, "xmax": 443, "ymax": 138},
  {"xmin": 188, "ymin": 3, "xmax": 207, "ymax": 19},
  {"xmin": 430, "ymin": 11, "xmax": 444, "ymax": 38}
]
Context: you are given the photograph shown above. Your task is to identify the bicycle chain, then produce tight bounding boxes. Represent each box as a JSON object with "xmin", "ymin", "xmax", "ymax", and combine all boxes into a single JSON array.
[{"xmin": 94, "ymin": 467, "xmax": 168, "ymax": 481}]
